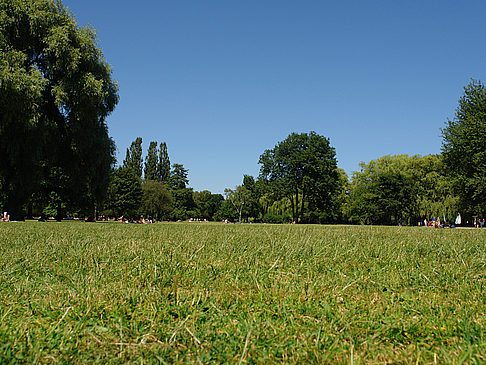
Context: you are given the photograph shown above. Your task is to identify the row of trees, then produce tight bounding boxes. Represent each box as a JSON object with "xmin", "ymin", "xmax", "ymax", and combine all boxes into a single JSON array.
[
  {"xmin": 103, "ymin": 138, "xmax": 225, "ymax": 221},
  {"xmin": 220, "ymin": 80, "xmax": 486, "ymax": 226}
]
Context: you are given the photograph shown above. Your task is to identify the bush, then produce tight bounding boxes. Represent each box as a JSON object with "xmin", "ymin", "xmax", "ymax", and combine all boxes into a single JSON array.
[{"xmin": 262, "ymin": 213, "xmax": 292, "ymax": 224}]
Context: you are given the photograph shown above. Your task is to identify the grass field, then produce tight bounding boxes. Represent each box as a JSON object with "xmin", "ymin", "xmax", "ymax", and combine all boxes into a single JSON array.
[{"xmin": 0, "ymin": 222, "xmax": 485, "ymax": 363}]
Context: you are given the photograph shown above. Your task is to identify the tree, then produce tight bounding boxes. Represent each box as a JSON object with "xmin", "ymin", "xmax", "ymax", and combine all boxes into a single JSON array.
[
  {"xmin": 345, "ymin": 154, "xmax": 457, "ymax": 225},
  {"xmin": 159, "ymin": 142, "xmax": 170, "ymax": 183},
  {"xmin": 0, "ymin": 0, "xmax": 118, "ymax": 219},
  {"xmin": 225, "ymin": 186, "xmax": 251, "ymax": 223},
  {"xmin": 169, "ymin": 188, "xmax": 196, "ymax": 221},
  {"xmin": 193, "ymin": 190, "xmax": 223, "ymax": 220},
  {"xmin": 141, "ymin": 180, "xmax": 173, "ymax": 220},
  {"xmin": 168, "ymin": 163, "xmax": 189, "ymax": 190},
  {"xmin": 259, "ymin": 132, "xmax": 340, "ymax": 223},
  {"xmin": 123, "ymin": 137, "xmax": 143, "ymax": 178},
  {"xmin": 442, "ymin": 80, "xmax": 486, "ymax": 218},
  {"xmin": 242, "ymin": 175, "xmax": 261, "ymax": 221},
  {"xmin": 144, "ymin": 141, "xmax": 159, "ymax": 181},
  {"xmin": 106, "ymin": 167, "xmax": 142, "ymax": 218},
  {"xmin": 214, "ymin": 199, "xmax": 238, "ymax": 222}
]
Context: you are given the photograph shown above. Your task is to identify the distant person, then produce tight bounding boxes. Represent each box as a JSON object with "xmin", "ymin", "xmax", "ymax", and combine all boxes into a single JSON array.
[{"xmin": 455, "ymin": 213, "xmax": 461, "ymax": 226}]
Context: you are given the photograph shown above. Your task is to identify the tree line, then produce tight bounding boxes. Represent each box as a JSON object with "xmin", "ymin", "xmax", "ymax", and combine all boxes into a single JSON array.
[{"xmin": 1, "ymin": 1, "xmax": 484, "ymax": 225}]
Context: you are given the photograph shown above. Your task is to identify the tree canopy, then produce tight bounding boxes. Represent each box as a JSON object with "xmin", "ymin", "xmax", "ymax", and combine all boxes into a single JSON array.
[
  {"xmin": 123, "ymin": 137, "xmax": 143, "ymax": 178},
  {"xmin": 144, "ymin": 141, "xmax": 159, "ymax": 181},
  {"xmin": 345, "ymin": 154, "xmax": 457, "ymax": 225},
  {"xmin": 0, "ymin": 0, "xmax": 118, "ymax": 219},
  {"xmin": 259, "ymin": 132, "xmax": 340, "ymax": 223},
  {"xmin": 442, "ymin": 79, "xmax": 486, "ymax": 217},
  {"xmin": 141, "ymin": 180, "xmax": 173, "ymax": 220},
  {"xmin": 106, "ymin": 167, "xmax": 142, "ymax": 218}
]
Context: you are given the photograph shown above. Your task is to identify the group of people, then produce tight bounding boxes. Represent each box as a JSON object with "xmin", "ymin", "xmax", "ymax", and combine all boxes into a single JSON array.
[
  {"xmin": 474, "ymin": 216, "xmax": 485, "ymax": 228},
  {"xmin": 423, "ymin": 217, "xmax": 449, "ymax": 228},
  {"xmin": 116, "ymin": 215, "xmax": 154, "ymax": 224},
  {"xmin": 188, "ymin": 218, "xmax": 209, "ymax": 222},
  {"xmin": 2, "ymin": 212, "xmax": 9, "ymax": 222}
]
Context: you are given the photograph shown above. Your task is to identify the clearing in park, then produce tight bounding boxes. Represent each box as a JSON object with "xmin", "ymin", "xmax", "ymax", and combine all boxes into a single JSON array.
[{"xmin": 1, "ymin": 222, "xmax": 485, "ymax": 363}]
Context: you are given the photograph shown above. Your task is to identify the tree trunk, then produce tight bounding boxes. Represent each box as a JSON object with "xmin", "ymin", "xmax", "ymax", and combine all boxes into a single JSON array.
[
  {"xmin": 289, "ymin": 194, "xmax": 295, "ymax": 222},
  {"xmin": 27, "ymin": 201, "xmax": 33, "ymax": 219},
  {"xmin": 6, "ymin": 195, "xmax": 24, "ymax": 221},
  {"xmin": 300, "ymin": 190, "xmax": 305, "ymax": 223},
  {"xmin": 56, "ymin": 201, "xmax": 62, "ymax": 222},
  {"xmin": 238, "ymin": 204, "xmax": 243, "ymax": 223},
  {"xmin": 295, "ymin": 188, "xmax": 299, "ymax": 223}
]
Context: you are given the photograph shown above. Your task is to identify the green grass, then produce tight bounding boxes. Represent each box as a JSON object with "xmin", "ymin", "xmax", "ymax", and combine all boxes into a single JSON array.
[{"xmin": 0, "ymin": 222, "xmax": 485, "ymax": 363}]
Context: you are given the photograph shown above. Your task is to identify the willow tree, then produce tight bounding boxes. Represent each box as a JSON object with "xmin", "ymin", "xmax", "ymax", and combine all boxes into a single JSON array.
[{"xmin": 0, "ymin": 0, "xmax": 118, "ymax": 219}]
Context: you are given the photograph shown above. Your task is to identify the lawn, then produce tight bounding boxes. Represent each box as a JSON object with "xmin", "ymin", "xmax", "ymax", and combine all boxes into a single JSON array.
[{"xmin": 0, "ymin": 222, "xmax": 485, "ymax": 363}]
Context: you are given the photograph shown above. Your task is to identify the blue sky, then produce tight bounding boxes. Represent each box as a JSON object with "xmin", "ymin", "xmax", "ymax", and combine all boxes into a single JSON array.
[{"xmin": 63, "ymin": 0, "xmax": 486, "ymax": 194}]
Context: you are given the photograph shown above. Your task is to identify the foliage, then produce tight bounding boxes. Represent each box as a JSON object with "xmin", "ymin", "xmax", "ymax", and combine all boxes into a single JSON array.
[
  {"xmin": 262, "ymin": 213, "xmax": 292, "ymax": 224},
  {"xmin": 1, "ymin": 222, "xmax": 486, "ymax": 363},
  {"xmin": 193, "ymin": 190, "xmax": 223, "ymax": 220},
  {"xmin": 159, "ymin": 142, "xmax": 170, "ymax": 184},
  {"xmin": 346, "ymin": 154, "xmax": 458, "ymax": 225},
  {"xmin": 144, "ymin": 141, "xmax": 159, "ymax": 181},
  {"xmin": 442, "ymin": 79, "xmax": 486, "ymax": 218},
  {"xmin": 168, "ymin": 163, "xmax": 189, "ymax": 190},
  {"xmin": 213, "ymin": 199, "xmax": 238, "ymax": 221},
  {"xmin": 225, "ymin": 185, "xmax": 251, "ymax": 223},
  {"xmin": 123, "ymin": 137, "xmax": 143, "ymax": 178},
  {"xmin": 0, "ymin": 0, "xmax": 118, "ymax": 219},
  {"xmin": 105, "ymin": 167, "xmax": 142, "ymax": 218},
  {"xmin": 242, "ymin": 175, "xmax": 261, "ymax": 220},
  {"xmin": 169, "ymin": 187, "xmax": 196, "ymax": 221},
  {"xmin": 259, "ymin": 132, "xmax": 340, "ymax": 223},
  {"xmin": 141, "ymin": 180, "xmax": 173, "ymax": 220}
]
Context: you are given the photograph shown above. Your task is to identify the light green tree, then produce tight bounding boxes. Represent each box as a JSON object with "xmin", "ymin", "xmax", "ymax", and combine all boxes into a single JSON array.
[
  {"xmin": 345, "ymin": 154, "xmax": 458, "ymax": 225},
  {"xmin": 141, "ymin": 180, "xmax": 173, "ymax": 220},
  {"xmin": 225, "ymin": 186, "xmax": 251, "ymax": 223}
]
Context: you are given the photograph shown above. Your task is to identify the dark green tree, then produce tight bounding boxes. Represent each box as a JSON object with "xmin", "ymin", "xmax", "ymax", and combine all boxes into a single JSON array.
[
  {"xmin": 193, "ymin": 190, "xmax": 223, "ymax": 220},
  {"xmin": 259, "ymin": 132, "xmax": 340, "ymax": 223},
  {"xmin": 0, "ymin": 0, "xmax": 118, "ymax": 219},
  {"xmin": 159, "ymin": 142, "xmax": 170, "ymax": 183},
  {"xmin": 168, "ymin": 163, "xmax": 189, "ymax": 190},
  {"xmin": 214, "ymin": 199, "xmax": 238, "ymax": 222},
  {"xmin": 141, "ymin": 180, "xmax": 173, "ymax": 220},
  {"xmin": 169, "ymin": 188, "xmax": 196, "ymax": 221},
  {"xmin": 144, "ymin": 141, "xmax": 159, "ymax": 181},
  {"xmin": 106, "ymin": 167, "xmax": 142, "ymax": 218},
  {"xmin": 442, "ymin": 80, "xmax": 486, "ymax": 218},
  {"xmin": 123, "ymin": 137, "xmax": 143, "ymax": 178}
]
